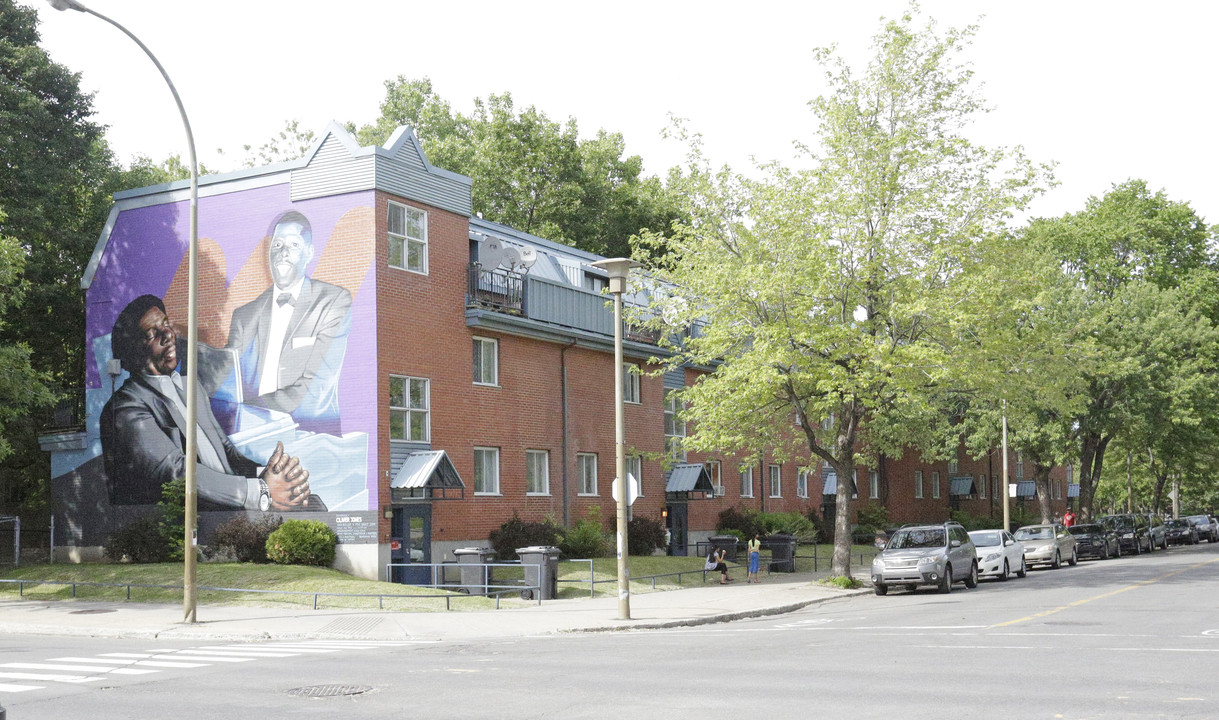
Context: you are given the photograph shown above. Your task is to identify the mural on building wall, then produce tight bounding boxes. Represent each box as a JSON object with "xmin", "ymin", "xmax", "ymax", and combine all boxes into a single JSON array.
[{"xmin": 53, "ymin": 185, "xmax": 380, "ymax": 545}]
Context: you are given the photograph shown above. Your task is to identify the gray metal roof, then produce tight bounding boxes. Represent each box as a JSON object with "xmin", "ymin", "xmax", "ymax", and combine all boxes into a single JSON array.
[
  {"xmin": 390, "ymin": 451, "xmax": 464, "ymax": 490},
  {"xmin": 666, "ymin": 463, "xmax": 713, "ymax": 494},
  {"xmin": 949, "ymin": 476, "xmax": 977, "ymax": 496}
]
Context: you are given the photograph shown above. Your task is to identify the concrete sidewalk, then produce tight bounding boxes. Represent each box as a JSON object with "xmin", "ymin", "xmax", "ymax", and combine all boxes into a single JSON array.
[{"xmin": 0, "ymin": 572, "xmax": 867, "ymax": 643}]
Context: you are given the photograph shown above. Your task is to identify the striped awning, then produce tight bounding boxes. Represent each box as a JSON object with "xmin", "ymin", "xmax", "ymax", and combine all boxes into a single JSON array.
[
  {"xmin": 949, "ymin": 476, "xmax": 977, "ymax": 496},
  {"xmin": 821, "ymin": 466, "xmax": 856, "ymax": 496},
  {"xmin": 666, "ymin": 463, "xmax": 713, "ymax": 496},
  {"xmin": 1067, "ymin": 483, "xmax": 1080, "ymax": 498},
  {"xmin": 1015, "ymin": 480, "xmax": 1036, "ymax": 497}
]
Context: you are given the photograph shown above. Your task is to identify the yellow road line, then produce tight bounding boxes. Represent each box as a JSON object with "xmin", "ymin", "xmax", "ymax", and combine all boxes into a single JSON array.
[{"xmin": 990, "ymin": 557, "xmax": 1219, "ymax": 629}]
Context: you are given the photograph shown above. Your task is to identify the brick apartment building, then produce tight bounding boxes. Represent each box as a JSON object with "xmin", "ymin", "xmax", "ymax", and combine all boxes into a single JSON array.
[{"xmin": 39, "ymin": 123, "xmax": 1074, "ymax": 581}]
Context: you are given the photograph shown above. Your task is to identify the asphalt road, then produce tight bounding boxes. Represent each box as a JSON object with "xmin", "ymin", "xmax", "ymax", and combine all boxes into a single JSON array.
[{"xmin": 5, "ymin": 541, "xmax": 1218, "ymax": 719}]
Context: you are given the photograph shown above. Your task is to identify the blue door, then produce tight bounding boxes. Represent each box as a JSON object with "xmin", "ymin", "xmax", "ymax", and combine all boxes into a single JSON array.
[{"xmin": 390, "ymin": 505, "xmax": 432, "ymax": 585}]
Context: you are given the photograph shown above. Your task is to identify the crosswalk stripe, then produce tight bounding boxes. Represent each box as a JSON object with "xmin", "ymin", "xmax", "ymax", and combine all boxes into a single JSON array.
[
  {"xmin": 1, "ymin": 663, "xmax": 156, "ymax": 674},
  {"xmin": 149, "ymin": 653, "xmax": 254, "ymax": 663},
  {"xmin": 199, "ymin": 645, "xmax": 335, "ymax": 654},
  {"xmin": 48, "ymin": 657, "xmax": 140, "ymax": 665},
  {"xmin": 0, "ymin": 683, "xmax": 43, "ymax": 692},
  {"xmin": 0, "ymin": 671, "xmax": 100, "ymax": 683},
  {"xmin": 169, "ymin": 650, "xmax": 289, "ymax": 659},
  {"xmin": 126, "ymin": 660, "xmax": 211, "ymax": 669}
]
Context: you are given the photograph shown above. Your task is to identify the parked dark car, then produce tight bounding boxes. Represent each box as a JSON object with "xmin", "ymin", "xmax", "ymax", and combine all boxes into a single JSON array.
[
  {"xmin": 1185, "ymin": 514, "xmax": 1219, "ymax": 543},
  {"xmin": 1099, "ymin": 514, "xmax": 1152, "ymax": 555},
  {"xmin": 1068, "ymin": 523, "xmax": 1121, "ymax": 560},
  {"xmin": 1164, "ymin": 518, "xmax": 1199, "ymax": 546},
  {"xmin": 1145, "ymin": 514, "xmax": 1168, "ymax": 550}
]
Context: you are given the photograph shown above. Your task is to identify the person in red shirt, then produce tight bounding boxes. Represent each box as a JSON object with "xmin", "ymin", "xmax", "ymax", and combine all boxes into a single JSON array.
[{"xmin": 1063, "ymin": 509, "xmax": 1076, "ymax": 527}]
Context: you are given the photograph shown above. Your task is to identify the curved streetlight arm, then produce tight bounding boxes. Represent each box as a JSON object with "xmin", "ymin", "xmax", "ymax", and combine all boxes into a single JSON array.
[{"xmin": 49, "ymin": 0, "xmax": 201, "ymax": 624}]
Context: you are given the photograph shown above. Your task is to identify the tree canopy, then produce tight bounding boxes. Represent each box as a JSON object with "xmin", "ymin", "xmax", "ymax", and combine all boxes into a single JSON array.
[{"xmin": 634, "ymin": 10, "xmax": 1049, "ymax": 577}]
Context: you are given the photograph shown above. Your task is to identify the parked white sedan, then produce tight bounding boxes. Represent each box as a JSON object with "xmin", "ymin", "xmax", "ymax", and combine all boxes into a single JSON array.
[{"xmin": 968, "ymin": 529, "xmax": 1027, "ymax": 580}]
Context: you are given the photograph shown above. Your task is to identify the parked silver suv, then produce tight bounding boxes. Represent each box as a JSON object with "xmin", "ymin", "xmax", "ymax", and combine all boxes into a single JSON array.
[{"xmin": 871, "ymin": 522, "xmax": 978, "ymax": 595}]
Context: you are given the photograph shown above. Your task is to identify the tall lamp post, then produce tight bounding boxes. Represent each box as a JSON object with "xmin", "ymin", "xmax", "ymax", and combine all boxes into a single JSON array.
[
  {"xmin": 49, "ymin": 0, "xmax": 201, "ymax": 623},
  {"xmin": 1001, "ymin": 399, "xmax": 1010, "ymax": 533},
  {"xmin": 591, "ymin": 258, "xmax": 640, "ymax": 621}
]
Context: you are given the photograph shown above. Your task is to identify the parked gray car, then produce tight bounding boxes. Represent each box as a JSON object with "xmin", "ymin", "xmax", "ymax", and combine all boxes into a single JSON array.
[
  {"xmin": 871, "ymin": 522, "xmax": 978, "ymax": 595},
  {"xmin": 1014, "ymin": 523, "xmax": 1077, "ymax": 568},
  {"xmin": 1185, "ymin": 514, "xmax": 1219, "ymax": 543}
]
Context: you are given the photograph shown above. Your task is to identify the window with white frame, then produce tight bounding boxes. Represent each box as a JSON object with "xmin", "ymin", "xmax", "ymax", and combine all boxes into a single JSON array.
[
  {"xmin": 1016, "ymin": 452, "xmax": 1024, "ymax": 479},
  {"xmin": 577, "ymin": 453, "xmax": 597, "ymax": 495},
  {"xmin": 389, "ymin": 375, "xmax": 429, "ymax": 442},
  {"xmin": 993, "ymin": 475, "xmax": 1000, "ymax": 499},
  {"xmin": 705, "ymin": 460, "xmax": 723, "ymax": 497},
  {"xmin": 914, "ymin": 470, "xmax": 924, "ymax": 499},
  {"xmin": 821, "ymin": 414, "xmax": 835, "ymax": 431},
  {"xmin": 797, "ymin": 469, "xmax": 809, "ymax": 498},
  {"xmin": 526, "ymin": 449, "xmax": 549, "ymax": 495},
  {"xmin": 388, "ymin": 201, "xmax": 427, "ymax": 273},
  {"xmin": 769, "ymin": 465, "xmax": 782, "ymax": 498},
  {"xmin": 852, "ymin": 469, "xmax": 859, "ymax": 499},
  {"xmin": 740, "ymin": 466, "xmax": 753, "ymax": 498},
  {"xmin": 623, "ymin": 363, "xmax": 640, "ymax": 404},
  {"xmin": 473, "ymin": 447, "xmax": 500, "ymax": 495},
  {"xmin": 949, "ymin": 459, "xmax": 958, "ymax": 475},
  {"xmin": 663, "ymin": 391, "xmax": 686, "ymax": 462},
  {"xmin": 626, "ymin": 455, "xmax": 643, "ymax": 496},
  {"xmin": 473, "ymin": 337, "xmax": 498, "ymax": 386},
  {"xmin": 932, "ymin": 471, "xmax": 941, "ymax": 499},
  {"xmin": 978, "ymin": 474, "xmax": 986, "ymax": 499},
  {"xmin": 1067, "ymin": 465, "xmax": 1074, "ymax": 483},
  {"xmin": 869, "ymin": 470, "xmax": 879, "ymax": 499}
]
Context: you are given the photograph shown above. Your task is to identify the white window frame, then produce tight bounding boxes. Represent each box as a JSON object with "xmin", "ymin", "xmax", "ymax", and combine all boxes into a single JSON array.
[
  {"xmin": 932, "ymin": 471, "xmax": 941, "ymax": 500},
  {"xmin": 625, "ymin": 455, "xmax": 643, "ymax": 497},
  {"xmin": 1067, "ymin": 465, "xmax": 1074, "ymax": 484},
  {"xmin": 740, "ymin": 466, "xmax": 754, "ymax": 498},
  {"xmin": 978, "ymin": 473, "xmax": 987, "ymax": 499},
  {"xmin": 663, "ymin": 391, "xmax": 686, "ymax": 462},
  {"xmin": 851, "ymin": 469, "xmax": 859, "ymax": 499},
  {"xmin": 914, "ymin": 470, "xmax": 924, "ymax": 499},
  {"xmin": 577, "ymin": 453, "xmax": 598, "ymax": 496},
  {"xmin": 869, "ymin": 470, "xmax": 879, "ymax": 500},
  {"xmin": 473, "ymin": 447, "xmax": 500, "ymax": 495},
  {"xmin": 388, "ymin": 200, "xmax": 427, "ymax": 274},
  {"xmin": 473, "ymin": 336, "xmax": 498, "ymax": 387},
  {"xmin": 797, "ymin": 469, "xmax": 809, "ymax": 499},
  {"xmin": 389, "ymin": 375, "xmax": 430, "ymax": 442},
  {"xmin": 623, "ymin": 363, "xmax": 640, "ymax": 404},
  {"xmin": 705, "ymin": 460, "xmax": 723, "ymax": 497},
  {"xmin": 1016, "ymin": 452, "xmax": 1024, "ymax": 479},
  {"xmin": 526, "ymin": 449, "xmax": 549, "ymax": 496},
  {"xmin": 949, "ymin": 459, "xmax": 958, "ymax": 475},
  {"xmin": 768, "ymin": 464, "xmax": 782, "ymax": 498}
]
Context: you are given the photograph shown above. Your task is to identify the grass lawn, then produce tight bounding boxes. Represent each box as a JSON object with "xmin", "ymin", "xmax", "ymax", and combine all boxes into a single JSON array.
[{"xmin": 0, "ymin": 544, "xmax": 879, "ymax": 608}]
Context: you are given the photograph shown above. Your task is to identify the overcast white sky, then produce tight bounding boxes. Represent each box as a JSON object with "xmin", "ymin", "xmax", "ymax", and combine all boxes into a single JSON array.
[{"xmin": 25, "ymin": 0, "xmax": 1219, "ymax": 225}]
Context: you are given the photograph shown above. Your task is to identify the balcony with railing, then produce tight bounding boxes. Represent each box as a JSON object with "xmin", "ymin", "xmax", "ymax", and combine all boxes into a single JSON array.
[{"xmin": 466, "ymin": 263, "xmax": 704, "ymax": 351}]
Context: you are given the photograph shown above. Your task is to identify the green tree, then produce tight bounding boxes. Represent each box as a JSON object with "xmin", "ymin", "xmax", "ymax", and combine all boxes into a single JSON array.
[
  {"xmin": 1024, "ymin": 182, "xmax": 1219, "ymax": 520},
  {"xmin": 633, "ymin": 10, "xmax": 1048, "ymax": 578},
  {"xmin": 353, "ymin": 76, "xmax": 682, "ymax": 257},
  {"xmin": 0, "ymin": 1, "xmax": 114, "ymax": 510},
  {"xmin": 0, "ymin": 210, "xmax": 54, "ymax": 462}
]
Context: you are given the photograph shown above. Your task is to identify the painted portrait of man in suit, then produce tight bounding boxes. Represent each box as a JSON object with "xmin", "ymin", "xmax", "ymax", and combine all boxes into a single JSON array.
[
  {"xmin": 100, "ymin": 294, "xmax": 322, "ymax": 511},
  {"xmin": 226, "ymin": 211, "xmax": 352, "ymax": 434}
]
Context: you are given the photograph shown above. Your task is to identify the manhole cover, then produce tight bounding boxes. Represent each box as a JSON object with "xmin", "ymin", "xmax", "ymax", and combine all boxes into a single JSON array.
[
  {"xmin": 69, "ymin": 609, "xmax": 117, "ymax": 615},
  {"xmin": 286, "ymin": 685, "xmax": 373, "ymax": 698}
]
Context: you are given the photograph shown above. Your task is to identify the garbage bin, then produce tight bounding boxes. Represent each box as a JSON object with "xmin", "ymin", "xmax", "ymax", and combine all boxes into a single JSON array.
[
  {"xmin": 709, "ymin": 535, "xmax": 740, "ymax": 562},
  {"xmin": 453, "ymin": 547, "xmax": 495, "ymax": 595},
  {"xmin": 516, "ymin": 545, "xmax": 561, "ymax": 600},
  {"xmin": 765, "ymin": 533, "xmax": 797, "ymax": 573}
]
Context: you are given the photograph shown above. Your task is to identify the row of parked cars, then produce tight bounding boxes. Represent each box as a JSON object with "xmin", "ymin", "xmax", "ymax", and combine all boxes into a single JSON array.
[{"xmin": 869, "ymin": 513, "xmax": 1219, "ymax": 595}]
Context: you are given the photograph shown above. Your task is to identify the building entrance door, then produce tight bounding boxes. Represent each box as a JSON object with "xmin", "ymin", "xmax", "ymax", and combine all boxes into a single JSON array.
[
  {"xmin": 666, "ymin": 502, "xmax": 689, "ymax": 556},
  {"xmin": 389, "ymin": 504, "xmax": 432, "ymax": 585}
]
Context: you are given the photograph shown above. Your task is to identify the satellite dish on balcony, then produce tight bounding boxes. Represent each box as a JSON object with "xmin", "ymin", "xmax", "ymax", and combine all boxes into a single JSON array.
[
  {"xmin": 501, "ymin": 246, "xmax": 523, "ymax": 271},
  {"xmin": 481, "ymin": 238, "xmax": 506, "ymax": 269},
  {"xmin": 518, "ymin": 245, "xmax": 538, "ymax": 269}
]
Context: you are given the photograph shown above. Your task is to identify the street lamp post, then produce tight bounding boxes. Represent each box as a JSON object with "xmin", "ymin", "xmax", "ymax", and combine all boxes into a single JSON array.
[
  {"xmin": 49, "ymin": 0, "xmax": 201, "ymax": 623},
  {"xmin": 591, "ymin": 258, "xmax": 640, "ymax": 621},
  {"xmin": 1001, "ymin": 400, "xmax": 1010, "ymax": 533}
]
